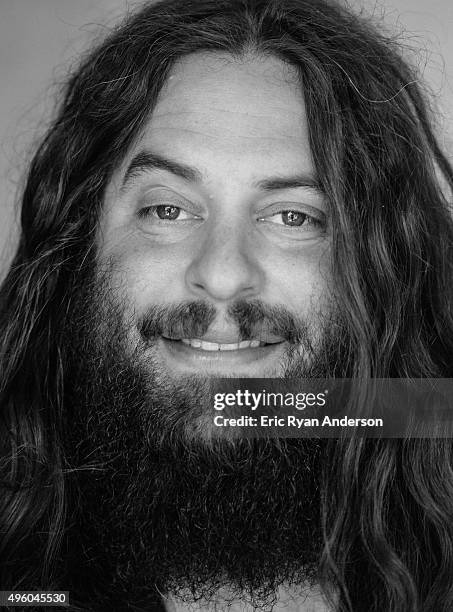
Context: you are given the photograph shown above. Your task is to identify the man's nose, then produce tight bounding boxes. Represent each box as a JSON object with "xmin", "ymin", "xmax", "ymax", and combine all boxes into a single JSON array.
[{"xmin": 185, "ymin": 223, "xmax": 264, "ymax": 302}]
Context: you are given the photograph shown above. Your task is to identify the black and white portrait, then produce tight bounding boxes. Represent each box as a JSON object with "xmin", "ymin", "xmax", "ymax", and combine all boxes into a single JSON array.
[{"xmin": 0, "ymin": 1, "xmax": 452, "ymax": 611}]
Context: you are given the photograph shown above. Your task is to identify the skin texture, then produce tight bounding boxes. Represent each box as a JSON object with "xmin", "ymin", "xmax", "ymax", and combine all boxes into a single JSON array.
[{"xmin": 99, "ymin": 52, "xmax": 332, "ymax": 379}]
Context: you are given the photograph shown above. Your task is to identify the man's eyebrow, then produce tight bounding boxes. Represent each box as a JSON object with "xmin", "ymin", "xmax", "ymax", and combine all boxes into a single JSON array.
[
  {"xmin": 121, "ymin": 149, "xmax": 323, "ymax": 195},
  {"xmin": 122, "ymin": 150, "xmax": 203, "ymax": 189},
  {"xmin": 253, "ymin": 176, "xmax": 323, "ymax": 193}
]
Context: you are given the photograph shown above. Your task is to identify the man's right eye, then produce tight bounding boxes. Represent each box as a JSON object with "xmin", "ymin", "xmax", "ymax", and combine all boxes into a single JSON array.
[{"xmin": 137, "ymin": 205, "xmax": 200, "ymax": 222}]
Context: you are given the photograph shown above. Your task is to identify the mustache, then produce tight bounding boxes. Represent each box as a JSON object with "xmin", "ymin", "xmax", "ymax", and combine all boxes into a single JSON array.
[{"xmin": 138, "ymin": 300, "xmax": 310, "ymax": 344}]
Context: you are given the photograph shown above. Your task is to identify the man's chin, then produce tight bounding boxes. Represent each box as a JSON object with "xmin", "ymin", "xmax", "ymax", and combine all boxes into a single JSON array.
[{"xmin": 66, "ymin": 342, "xmax": 327, "ymax": 610}]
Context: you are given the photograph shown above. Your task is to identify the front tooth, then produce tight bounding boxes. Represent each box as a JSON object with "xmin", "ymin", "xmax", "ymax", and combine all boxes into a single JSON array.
[
  {"xmin": 199, "ymin": 340, "xmax": 220, "ymax": 351},
  {"xmin": 181, "ymin": 339, "xmax": 262, "ymax": 350},
  {"xmin": 219, "ymin": 343, "xmax": 239, "ymax": 351}
]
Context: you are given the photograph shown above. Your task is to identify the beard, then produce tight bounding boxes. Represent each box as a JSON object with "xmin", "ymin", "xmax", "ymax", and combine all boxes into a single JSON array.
[{"xmin": 62, "ymin": 261, "xmax": 350, "ymax": 612}]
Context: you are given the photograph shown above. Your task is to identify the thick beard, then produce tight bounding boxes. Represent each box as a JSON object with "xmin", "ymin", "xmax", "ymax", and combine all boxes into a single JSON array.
[{"xmin": 62, "ymin": 263, "xmax": 349, "ymax": 611}]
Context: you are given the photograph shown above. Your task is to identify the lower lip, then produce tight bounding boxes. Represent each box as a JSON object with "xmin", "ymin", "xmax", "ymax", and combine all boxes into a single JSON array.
[{"xmin": 158, "ymin": 338, "xmax": 287, "ymax": 376}]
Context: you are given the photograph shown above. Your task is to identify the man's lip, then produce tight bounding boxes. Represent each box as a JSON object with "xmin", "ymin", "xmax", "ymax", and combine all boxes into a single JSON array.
[
  {"xmin": 158, "ymin": 336, "xmax": 287, "ymax": 374},
  {"xmin": 166, "ymin": 338, "xmax": 276, "ymax": 351},
  {"xmin": 161, "ymin": 334, "xmax": 284, "ymax": 345}
]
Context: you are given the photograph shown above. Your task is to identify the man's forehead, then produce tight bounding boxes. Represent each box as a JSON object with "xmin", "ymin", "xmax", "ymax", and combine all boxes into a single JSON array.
[
  {"xmin": 150, "ymin": 51, "xmax": 307, "ymax": 140},
  {"xmin": 112, "ymin": 51, "xmax": 315, "ymax": 190}
]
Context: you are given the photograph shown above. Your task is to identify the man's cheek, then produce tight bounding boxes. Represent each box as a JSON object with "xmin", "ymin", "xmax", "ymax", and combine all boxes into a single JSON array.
[{"xmin": 108, "ymin": 255, "xmax": 186, "ymax": 314}]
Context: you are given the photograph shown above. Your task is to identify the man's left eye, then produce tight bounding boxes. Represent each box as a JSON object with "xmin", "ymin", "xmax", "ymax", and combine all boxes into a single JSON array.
[{"xmin": 260, "ymin": 210, "xmax": 324, "ymax": 229}]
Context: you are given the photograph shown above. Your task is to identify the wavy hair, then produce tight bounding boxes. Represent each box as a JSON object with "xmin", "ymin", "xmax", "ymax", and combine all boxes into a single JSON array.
[{"xmin": 1, "ymin": 0, "xmax": 453, "ymax": 610}]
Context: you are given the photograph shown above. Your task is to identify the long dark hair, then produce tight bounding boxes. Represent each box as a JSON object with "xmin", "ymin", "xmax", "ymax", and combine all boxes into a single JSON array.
[{"xmin": 1, "ymin": 0, "xmax": 452, "ymax": 610}]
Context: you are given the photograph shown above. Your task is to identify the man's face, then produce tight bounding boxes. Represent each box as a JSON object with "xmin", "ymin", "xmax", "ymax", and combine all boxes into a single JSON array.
[
  {"xmin": 99, "ymin": 52, "xmax": 331, "ymax": 379},
  {"xmin": 65, "ymin": 53, "xmax": 346, "ymax": 609}
]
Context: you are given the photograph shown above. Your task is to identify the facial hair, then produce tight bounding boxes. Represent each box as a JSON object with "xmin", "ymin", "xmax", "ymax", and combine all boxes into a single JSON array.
[{"xmin": 62, "ymin": 262, "xmax": 349, "ymax": 612}]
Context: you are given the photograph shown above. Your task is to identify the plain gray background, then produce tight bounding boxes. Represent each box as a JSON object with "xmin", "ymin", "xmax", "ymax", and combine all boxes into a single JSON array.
[{"xmin": 1, "ymin": 0, "xmax": 452, "ymax": 276}]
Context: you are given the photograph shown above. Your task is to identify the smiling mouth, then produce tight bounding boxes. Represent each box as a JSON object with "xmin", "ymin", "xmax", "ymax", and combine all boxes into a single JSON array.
[
  {"xmin": 158, "ymin": 335, "xmax": 287, "ymax": 375},
  {"xmin": 163, "ymin": 337, "xmax": 283, "ymax": 351}
]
